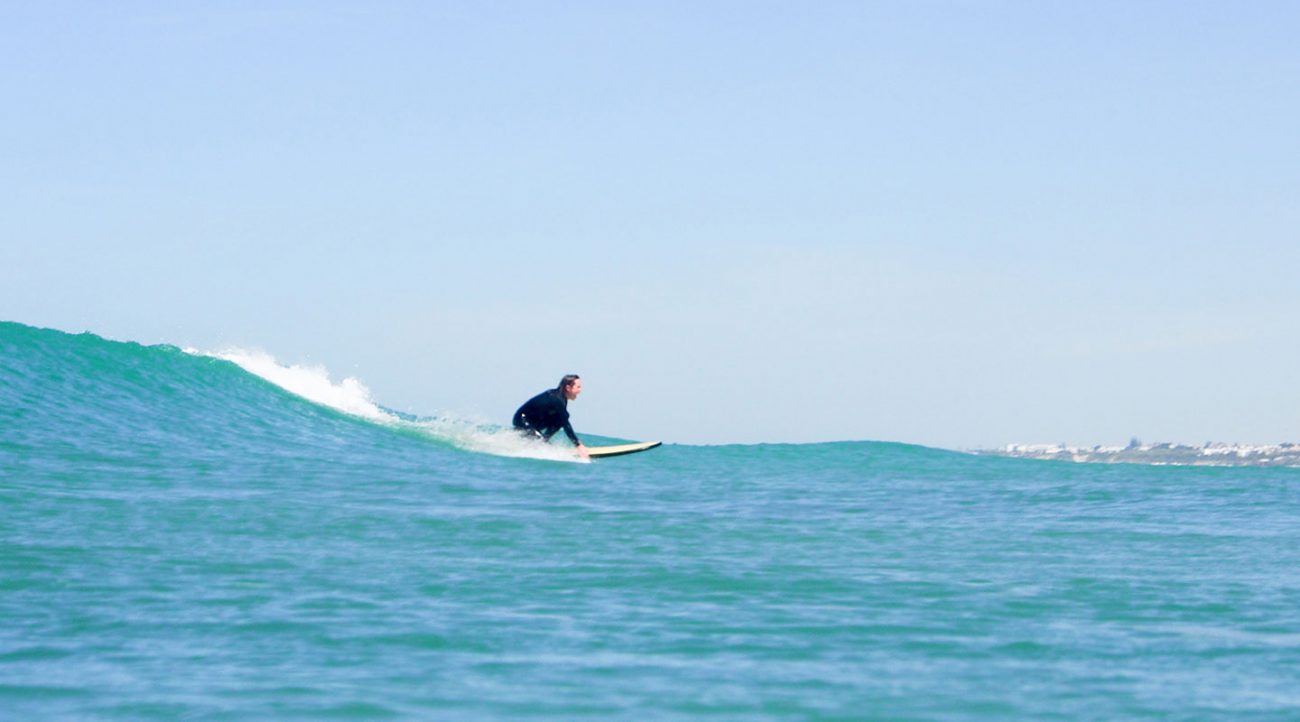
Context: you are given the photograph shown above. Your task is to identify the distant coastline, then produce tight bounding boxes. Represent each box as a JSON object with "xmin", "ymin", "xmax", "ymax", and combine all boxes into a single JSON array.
[{"xmin": 975, "ymin": 440, "xmax": 1300, "ymax": 467}]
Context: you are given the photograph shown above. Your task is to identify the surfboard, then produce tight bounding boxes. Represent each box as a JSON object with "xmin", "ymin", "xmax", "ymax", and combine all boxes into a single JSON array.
[{"xmin": 586, "ymin": 441, "xmax": 662, "ymax": 458}]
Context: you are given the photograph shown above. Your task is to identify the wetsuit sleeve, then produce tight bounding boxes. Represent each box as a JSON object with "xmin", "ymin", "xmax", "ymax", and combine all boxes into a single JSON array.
[
  {"xmin": 512, "ymin": 405, "xmax": 527, "ymax": 429},
  {"xmin": 562, "ymin": 420, "xmax": 580, "ymax": 446}
]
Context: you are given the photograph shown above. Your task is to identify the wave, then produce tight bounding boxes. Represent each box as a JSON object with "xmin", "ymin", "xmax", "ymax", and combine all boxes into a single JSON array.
[
  {"xmin": 2, "ymin": 321, "xmax": 957, "ymax": 467},
  {"xmin": 0, "ymin": 322, "xmax": 586, "ymax": 464}
]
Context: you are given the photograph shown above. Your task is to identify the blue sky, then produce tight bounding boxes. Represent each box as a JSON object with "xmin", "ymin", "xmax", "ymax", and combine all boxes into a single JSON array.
[{"xmin": 4, "ymin": 1, "xmax": 1297, "ymax": 447}]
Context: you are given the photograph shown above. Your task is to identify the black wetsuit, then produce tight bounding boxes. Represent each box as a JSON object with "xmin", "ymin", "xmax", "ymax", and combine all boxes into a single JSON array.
[{"xmin": 512, "ymin": 389, "xmax": 579, "ymax": 445}]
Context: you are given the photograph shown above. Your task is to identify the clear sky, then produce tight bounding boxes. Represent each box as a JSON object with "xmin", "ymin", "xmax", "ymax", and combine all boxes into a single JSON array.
[{"xmin": 4, "ymin": 1, "xmax": 1298, "ymax": 448}]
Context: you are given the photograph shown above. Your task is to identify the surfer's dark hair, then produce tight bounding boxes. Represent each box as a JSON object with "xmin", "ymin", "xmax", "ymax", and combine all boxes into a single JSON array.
[{"xmin": 557, "ymin": 374, "xmax": 581, "ymax": 391}]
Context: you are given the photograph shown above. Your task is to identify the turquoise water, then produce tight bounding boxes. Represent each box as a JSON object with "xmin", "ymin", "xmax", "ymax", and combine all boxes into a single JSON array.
[{"xmin": 3, "ymin": 321, "xmax": 1298, "ymax": 720}]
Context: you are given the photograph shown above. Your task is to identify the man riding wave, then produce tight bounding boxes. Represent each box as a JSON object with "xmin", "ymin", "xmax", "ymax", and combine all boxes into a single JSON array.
[{"xmin": 513, "ymin": 374, "xmax": 589, "ymax": 459}]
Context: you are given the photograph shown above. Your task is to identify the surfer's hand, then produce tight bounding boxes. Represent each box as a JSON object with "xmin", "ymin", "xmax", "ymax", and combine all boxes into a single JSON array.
[{"xmin": 576, "ymin": 444, "xmax": 590, "ymax": 460}]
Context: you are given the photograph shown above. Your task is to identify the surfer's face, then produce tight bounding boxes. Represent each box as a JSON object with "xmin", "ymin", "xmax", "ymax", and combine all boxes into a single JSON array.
[{"xmin": 564, "ymin": 379, "xmax": 582, "ymax": 400}]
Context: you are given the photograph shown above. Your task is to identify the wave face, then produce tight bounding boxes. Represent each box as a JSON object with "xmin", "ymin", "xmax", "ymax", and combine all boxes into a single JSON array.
[{"xmin": 3, "ymin": 321, "xmax": 1299, "ymax": 721}]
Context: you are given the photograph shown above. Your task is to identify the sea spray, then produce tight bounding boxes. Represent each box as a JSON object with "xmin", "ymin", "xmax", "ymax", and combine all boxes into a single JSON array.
[{"xmin": 191, "ymin": 347, "xmax": 394, "ymax": 422}]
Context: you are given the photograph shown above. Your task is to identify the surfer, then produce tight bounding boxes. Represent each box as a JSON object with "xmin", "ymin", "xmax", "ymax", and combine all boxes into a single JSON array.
[{"xmin": 513, "ymin": 374, "xmax": 589, "ymax": 459}]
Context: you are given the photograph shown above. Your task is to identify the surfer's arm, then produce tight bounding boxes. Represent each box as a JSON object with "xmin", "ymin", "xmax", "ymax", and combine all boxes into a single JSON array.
[
  {"xmin": 561, "ymin": 421, "xmax": 580, "ymax": 447},
  {"xmin": 565, "ymin": 425, "xmax": 588, "ymax": 458}
]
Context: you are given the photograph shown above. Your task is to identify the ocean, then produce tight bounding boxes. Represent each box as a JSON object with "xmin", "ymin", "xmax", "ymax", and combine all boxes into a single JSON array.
[{"xmin": 2, "ymin": 321, "xmax": 1297, "ymax": 720}]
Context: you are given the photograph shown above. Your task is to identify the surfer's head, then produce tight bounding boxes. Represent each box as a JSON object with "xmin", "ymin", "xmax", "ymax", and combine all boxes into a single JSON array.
[{"xmin": 558, "ymin": 374, "xmax": 582, "ymax": 400}]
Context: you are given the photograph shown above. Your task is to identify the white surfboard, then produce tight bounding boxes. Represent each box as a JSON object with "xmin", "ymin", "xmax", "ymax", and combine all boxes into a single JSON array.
[{"xmin": 586, "ymin": 441, "xmax": 662, "ymax": 458}]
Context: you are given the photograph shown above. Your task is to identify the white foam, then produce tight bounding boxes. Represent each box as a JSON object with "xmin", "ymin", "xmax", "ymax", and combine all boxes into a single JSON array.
[
  {"xmin": 194, "ymin": 347, "xmax": 394, "ymax": 422},
  {"xmin": 186, "ymin": 347, "xmax": 586, "ymax": 463},
  {"xmin": 409, "ymin": 416, "xmax": 589, "ymax": 463}
]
